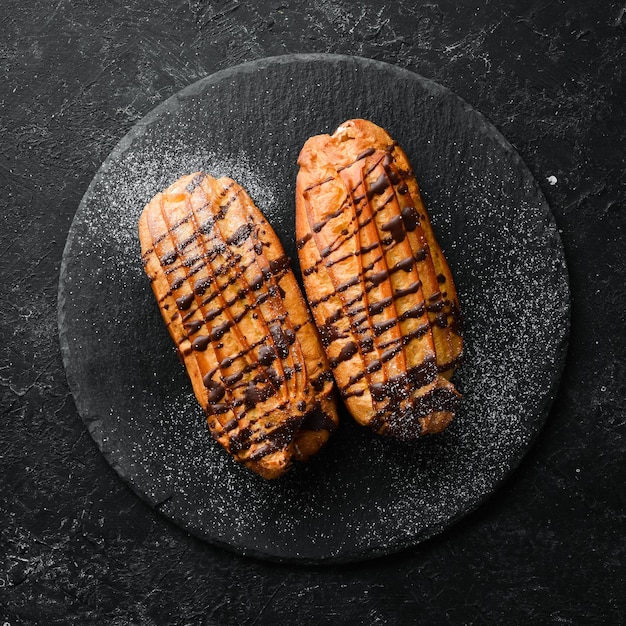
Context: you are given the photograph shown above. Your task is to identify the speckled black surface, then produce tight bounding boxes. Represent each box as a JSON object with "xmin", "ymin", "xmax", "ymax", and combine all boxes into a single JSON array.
[{"xmin": 1, "ymin": 1, "xmax": 624, "ymax": 623}]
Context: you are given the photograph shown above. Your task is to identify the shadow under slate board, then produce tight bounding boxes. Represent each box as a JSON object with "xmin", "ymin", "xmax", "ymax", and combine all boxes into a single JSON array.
[{"xmin": 58, "ymin": 54, "xmax": 569, "ymax": 563}]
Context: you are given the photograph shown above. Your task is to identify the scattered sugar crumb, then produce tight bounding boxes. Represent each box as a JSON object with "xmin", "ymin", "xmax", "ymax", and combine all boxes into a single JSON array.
[{"xmin": 62, "ymin": 64, "xmax": 569, "ymax": 561}]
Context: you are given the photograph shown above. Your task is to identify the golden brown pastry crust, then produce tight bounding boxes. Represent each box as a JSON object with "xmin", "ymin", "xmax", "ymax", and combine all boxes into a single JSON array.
[
  {"xmin": 139, "ymin": 172, "xmax": 338, "ymax": 479},
  {"xmin": 296, "ymin": 119, "xmax": 463, "ymax": 439}
]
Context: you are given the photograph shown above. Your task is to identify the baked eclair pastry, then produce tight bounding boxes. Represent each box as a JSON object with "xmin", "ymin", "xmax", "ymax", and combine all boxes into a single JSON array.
[
  {"xmin": 296, "ymin": 120, "xmax": 463, "ymax": 440},
  {"xmin": 139, "ymin": 172, "xmax": 338, "ymax": 479}
]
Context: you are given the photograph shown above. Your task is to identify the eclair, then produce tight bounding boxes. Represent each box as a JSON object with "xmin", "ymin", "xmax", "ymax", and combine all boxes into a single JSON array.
[
  {"xmin": 139, "ymin": 172, "xmax": 338, "ymax": 478},
  {"xmin": 296, "ymin": 120, "xmax": 463, "ymax": 439}
]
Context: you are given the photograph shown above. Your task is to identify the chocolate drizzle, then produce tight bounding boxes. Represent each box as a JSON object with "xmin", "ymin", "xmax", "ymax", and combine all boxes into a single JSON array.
[
  {"xmin": 192, "ymin": 335, "xmax": 211, "ymax": 351},
  {"xmin": 366, "ymin": 173, "xmax": 389, "ymax": 199},
  {"xmin": 297, "ymin": 129, "xmax": 463, "ymax": 440},
  {"xmin": 401, "ymin": 206, "xmax": 420, "ymax": 232},
  {"xmin": 176, "ymin": 293, "xmax": 194, "ymax": 310},
  {"xmin": 258, "ymin": 345, "xmax": 276, "ymax": 366},
  {"xmin": 296, "ymin": 232, "xmax": 312, "ymax": 249},
  {"xmin": 207, "ymin": 382, "xmax": 226, "ymax": 403},
  {"xmin": 243, "ymin": 382, "xmax": 274, "ymax": 408},
  {"xmin": 142, "ymin": 173, "xmax": 339, "ymax": 474},
  {"xmin": 227, "ymin": 222, "xmax": 254, "ymax": 246},
  {"xmin": 209, "ymin": 320, "xmax": 232, "ymax": 341},
  {"xmin": 330, "ymin": 341, "xmax": 358, "ymax": 368},
  {"xmin": 194, "ymin": 277, "xmax": 212, "ymax": 295},
  {"xmin": 300, "ymin": 405, "xmax": 337, "ymax": 432},
  {"xmin": 160, "ymin": 250, "xmax": 178, "ymax": 265},
  {"xmin": 184, "ymin": 319, "xmax": 203, "ymax": 335}
]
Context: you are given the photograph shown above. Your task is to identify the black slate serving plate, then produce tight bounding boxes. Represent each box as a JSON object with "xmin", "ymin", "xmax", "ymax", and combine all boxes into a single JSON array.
[{"xmin": 58, "ymin": 54, "xmax": 569, "ymax": 563}]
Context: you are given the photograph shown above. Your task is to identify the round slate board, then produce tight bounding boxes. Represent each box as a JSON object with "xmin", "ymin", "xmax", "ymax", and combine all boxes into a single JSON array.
[{"xmin": 58, "ymin": 54, "xmax": 569, "ymax": 563}]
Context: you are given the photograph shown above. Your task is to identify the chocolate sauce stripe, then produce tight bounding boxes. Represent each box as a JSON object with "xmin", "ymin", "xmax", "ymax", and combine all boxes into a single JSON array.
[
  {"xmin": 141, "ymin": 181, "xmax": 238, "ymax": 258},
  {"xmin": 360, "ymin": 152, "xmax": 386, "ymax": 182},
  {"xmin": 156, "ymin": 246, "xmax": 239, "ymax": 305},
  {"xmin": 311, "ymin": 162, "xmax": 394, "ymax": 405},
  {"xmin": 367, "ymin": 163, "xmax": 443, "ymax": 390},
  {"xmin": 437, "ymin": 353, "xmax": 464, "ymax": 373},
  {"xmin": 350, "ymin": 311, "xmax": 428, "ymax": 340},
  {"xmin": 307, "ymin": 288, "xmax": 344, "ymax": 310},
  {"xmin": 243, "ymin": 198, "xmax": 308, "ymax": 400},
  {"xmin": 185, "ymin": 171, "xmax": 208, "ymax": 192},
  {"xmin": 336, "ymin": 146, "xmax": 376, "ymax": 172},
  {"xmin": 393, "ymin": 162, "xmax": 461, "ymax": 343},
  {"xmin": 202, "ymin": 333, "xmax": 283, "ymax": 403},
  {"xmin": 352, "ymin": 162, "xmax": 411, "ymax": 406},
  {"xmin": 304, "ymin": 176, "xmax": 333, "ymax": 192},
  {"xmin": 206, "ymin": 195, "xmax": 292, "ymax": 407},
  {"xmin": 176, "ymin": 254, "xmax": 289, "ymax": 325},
  {"xmin": 305, "ymin": 151, "xmax": 385, "ymax": 191},
  {"xmin": 313, "ymin": 189, "xmax": 397, "ymax": 263},
  {"xmin": 229, "ymin": 189, "xmax": 309, "ymax": 403},
  {"xmin": 228, "ymin": 394, "xmax": 334, "ymax": 460},
  {"xmin": 296, "ymin": 231, "xmax": 312, "ymax": 250},
  {"xmin": 311, "ymin": 196, "xmax": 350, "ymax": 233},
  {"xmin": 231, "ymin": 219, "xmax": 294, "ymax": 404},
  {"xmin": 237, "ymin": 410, "xmax": 304, "ymax": 460},
  {"xmin": 187, "ymin": 180, "xmax": 274, "ymax": 415},
  {"xmin": 325, "ymin": 249, "xmax": 386, "ymax": 278},
  {"xmin": 381, "ymin": 323, "xmax": 431, "ymax": 350},
  {"xmin": 345, "ymin": 162, "xmax": 384, "ymax": 401},
  {"xmin": 156, "ymin": 186, "xmax": 218, "ymax": 418},
  {"xmin": 198, "ymin": 186, "xmax": 242, "ymax": 224},
  {"xmin": 342, "ymin": 387, "xmax": 366, "ymax": 400}
]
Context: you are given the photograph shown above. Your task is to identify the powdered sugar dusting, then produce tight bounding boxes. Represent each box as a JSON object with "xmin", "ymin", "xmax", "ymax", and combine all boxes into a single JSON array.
[
  {"xmin": 59, "ymin": 55, "xmax": 569, "ymax": 562},
  {"xmin": 79, "ymin": 142, "xmax": 280, "ymax": 284}
]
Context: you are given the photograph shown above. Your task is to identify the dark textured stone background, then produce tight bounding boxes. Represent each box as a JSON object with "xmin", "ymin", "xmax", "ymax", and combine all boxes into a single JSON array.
[{"xmin": 0, "ymin": 1, "xmax": 623, "ymax": 624}]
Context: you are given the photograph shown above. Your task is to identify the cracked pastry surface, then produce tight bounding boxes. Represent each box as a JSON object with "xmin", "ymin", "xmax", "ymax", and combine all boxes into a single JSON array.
[
  {"xmin": 296, "ymin": 119, "xmax": 463, "ymax": 439},
  {"xmin": 139, "ymin": 172, "xmax": 338, "ymax": 479}
]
